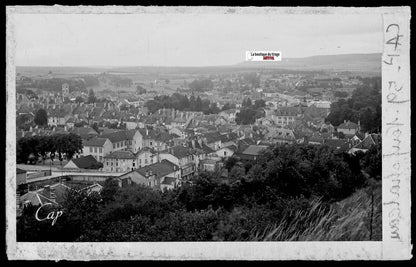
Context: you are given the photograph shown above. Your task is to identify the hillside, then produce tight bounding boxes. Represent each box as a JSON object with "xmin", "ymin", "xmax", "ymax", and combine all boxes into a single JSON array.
[{"xmin": 237, "ymin": 53, "xmax": 381, "ymax": 74}]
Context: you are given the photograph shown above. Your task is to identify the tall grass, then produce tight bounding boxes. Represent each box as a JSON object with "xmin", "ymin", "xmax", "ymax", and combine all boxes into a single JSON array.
[{"xmin": 250, "ymin": 181, "xmax": 381, "ymax": 241}]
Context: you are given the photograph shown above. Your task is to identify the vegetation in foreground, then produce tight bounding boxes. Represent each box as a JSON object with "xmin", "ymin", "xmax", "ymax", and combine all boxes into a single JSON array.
[{"xmin": 17, "ymin": 143, "xmax": 381, "ymax": 241}]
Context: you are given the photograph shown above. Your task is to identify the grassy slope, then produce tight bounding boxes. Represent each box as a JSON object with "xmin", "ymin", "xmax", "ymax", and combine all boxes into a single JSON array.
[{"xmin": 251, "ymin": 181, "xmax": 382, "ymax": 241}]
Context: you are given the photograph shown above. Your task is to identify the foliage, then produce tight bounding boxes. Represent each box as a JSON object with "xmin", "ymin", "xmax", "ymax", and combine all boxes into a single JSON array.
[
  {"xmin": 188, "ymin": 79, "xmax": 213, "ymax": 92},
  {"xmin": 16, "ymin": 133, "xmax": 83, "ymax": 163},
  {"xmin": 145, "ymin": 93, "xmax": 229, "ymax": 115},
  {"xmin": 326, "ymin": 77, "xmax": 381, "ymax": 132},
  {"xmin": 136, "ymin": 85, "xmax": 147, "ymax": 95},
  {"xmin": 88, "ymin": 88, "xmax": 97, "ymax": 104},
  {"xmin": 17, "ymin": 143, "xmax": 381, "ymax": 242},
  {"xmin": 34, "ymin": 109, "xmax": 48, "ymax": 127},
  {"xmin": 17, "ymin": 113, "xmax": 34, "ymax": 130}
]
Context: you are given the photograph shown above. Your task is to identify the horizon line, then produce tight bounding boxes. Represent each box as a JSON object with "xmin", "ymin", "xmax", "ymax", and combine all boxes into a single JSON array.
[{"xmin": 15, "ymin": 52, "xmax": 382, "ymax": 69}]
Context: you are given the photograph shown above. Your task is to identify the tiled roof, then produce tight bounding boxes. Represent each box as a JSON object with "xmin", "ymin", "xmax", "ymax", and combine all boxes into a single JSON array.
[
  {"xmin": 101, "ymin": 129, "xmax": 139, "ymax": 143},
  {"xmin": 324, "ymin": 138, "xmax": 351, "ymax": 150},
  {"xmin": 104, "ymin": 150, "xmax": 136, "ymax": 159},
  {"xmin": 241, "ymin": 145, "xmax": 269, "ymax": 156},
  {"xmin": 70, "ymin": 126, "xmax": 98, "ymax": 139},
  {"xmin": 70, "ymin": 155, "xmax": 100, "ymax": 169},
  {"xmin": 83, "ymin": 137, "xmax": 109, "ymax": 147},
  {"xmin": 338, "ymin": 121, "xmax": 359, "ymax": 130},
  {"xmin": 161, "ymin": 145, "xmax": 195, "ymax": 159},
  {"xmin": 132, "ymin": 159, "xmax": 178, "ymax": 179}
]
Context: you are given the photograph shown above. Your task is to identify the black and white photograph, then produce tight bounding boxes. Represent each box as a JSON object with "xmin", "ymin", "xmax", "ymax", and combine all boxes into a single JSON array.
[{"xmin": 5, "ymin": 6, "xmax": 411, "ymax": 260}]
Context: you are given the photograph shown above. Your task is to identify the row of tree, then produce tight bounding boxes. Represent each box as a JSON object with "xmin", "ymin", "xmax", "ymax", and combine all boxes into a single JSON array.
[
  {"xmin": 145, "ymin": 93, "xmax": 234, "ymax": 115},
  {"xmin": 17, "ymin": 142, "xmax": 381, "ymax": 241},
  {"xmin": 16, "ymin": 133, "xmax": 83, "ymax": 164}
]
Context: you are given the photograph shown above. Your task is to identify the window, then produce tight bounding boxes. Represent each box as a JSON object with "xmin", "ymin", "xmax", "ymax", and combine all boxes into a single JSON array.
[
  {"xmin": 150, "ymin": 141, "xmax": 153, "ymax": 146},
  {"xmin": 224, "ymin": 151, "xmax": 226, "ymax": 156},
  {"xmin": 145, "ymin": 159, "xmax": 148, "ymax": 164},
  {"xmin": 107, "ymin": 162, "xmax": 109, "ymax": 166},
  {"xmin": 99, "ymin": 148, "xmax": 102, "ymax": 153},
  {"xmin": 133, "ymin": 162, "xmax": 135, "ymax": 167},
  {"xmin": 94, "ymin": 147, "xmax": 97, "ymax": 153},
  {"xmin": 113, "ymin": 144, "xmax": 116, "ymax": 149},
  {"xmin": 89, "ymin": 147, "xmax": 92, "ymax": 153}
]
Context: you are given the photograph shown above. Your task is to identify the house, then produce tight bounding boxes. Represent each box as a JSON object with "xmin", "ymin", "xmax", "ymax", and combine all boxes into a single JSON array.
[
  {"xmin": 219, "ymin": 109, "xmax": 238, "ymax": 123},
  {"xmin": 125, "ymin": 118, "xmax": 139, "ymax": 130},
  {"xmin": 324, "ymin": 138, "xmax": 352, "ymax": 151},
  {"xmin": 47, "ymin": 107, "xmax": 70, "ymax": 126},
  {"xmin": 199, "ymin": 158, "xmax": 222, "ymax": 172},
  {"xmin": 159, "ymin": 145, "xmax": 197, "ymax": 180},
  {"xmin": 215, "ymin": 145, "xmax": 237, "ymax": 158},
  {"xmin": 203, "ymin": 132, "xmax": 223, "ymax": 150},
  {"xmin": 103, "ymin": 150, "xmax": 137, "ymax": 173},
  {"xmin": 270, "ymin": 107, "xmax": 302, "ymax": 126},
  {"xmin": 19, "ymin": 183, "xmax": 71, "ymax": 207},
  {"xmin": 349, "ymin": 133, "xmax": 381, "ymax": 154},
  {"xmin": 307, "ymin": 136, "xmax": 325, "ymax": 145},
  {"xmin": 82, "ymin": 137, "xmax": 113, "ymax": 162},
  {"xmin": 337, "ymin": 120, "xmax": 360, "ymax": 137},
  {"xmin": 64, "ymin": 155, "xmax": 102, "ymax": 169},
  {"xmin": 101, "ymin": 129, "xmax": 143, "ymax": 153},
  {"xmin": 138, "ymin": 128, "xmax": 171, "ymax": 151},
  {"xmin": 255, "ymin": 117, "xmax": 274, "ymax": 126},
  {"xmin": 116, "ymin": 159, "xmax": 181, "ymax": 190},
  {"xmin": 235, "ymin": 145, "xmax": 269, "ymax": 161},
  {"xmin": 264, "ymin": 127, "xmax": 296, "ymax": 145},
  {"xmin": 136, "ymin": 147, "xmax": 157, "ymax": 168}
]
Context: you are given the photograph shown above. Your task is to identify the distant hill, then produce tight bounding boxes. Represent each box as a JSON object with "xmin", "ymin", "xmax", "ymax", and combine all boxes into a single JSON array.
[
  {"xmin": 16, "ymin": 53, "xmax": 381, "ymax": 76},
  {"xmin": 237, "ymin": 53, "xmax": 381, "ymax": 74}
]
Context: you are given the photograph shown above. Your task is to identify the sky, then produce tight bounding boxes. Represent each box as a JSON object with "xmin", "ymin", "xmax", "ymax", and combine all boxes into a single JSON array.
[{"xmin": 13, "ymin": 12, "xmax": 383, "ymax": 67}]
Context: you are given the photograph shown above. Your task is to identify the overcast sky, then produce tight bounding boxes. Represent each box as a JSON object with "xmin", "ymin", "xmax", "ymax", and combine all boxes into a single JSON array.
[{"xmin": 13, "ymin": 12, "xmax": 383, "ymax": 67}]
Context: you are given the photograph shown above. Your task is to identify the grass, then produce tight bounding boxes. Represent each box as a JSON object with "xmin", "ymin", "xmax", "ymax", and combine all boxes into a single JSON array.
[{"xmin": 250, "ymin": 181, "xmax": 382, "ymax": 241}]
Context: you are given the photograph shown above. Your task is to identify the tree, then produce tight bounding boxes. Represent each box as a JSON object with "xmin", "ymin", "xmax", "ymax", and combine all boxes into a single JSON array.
[
  {"xmin": 254, "ymin": 99, "xmax": 266, "ymax": 109},
  {"xmin": 34, "ymin": 109, "xmax": 48, "ymax": 127},
  {"xmin": 16, "ymin": 114, "xmax": 33, "ymax": 130},
  {"xmin": 136, "ymin": 85, "xmax": 147, "ymax": 95},
  {"xmin": 75, "ymin": 96, "xmax": 85, "ymax": 103},
  {"xmin": 242, "ymin": 98, "xmax": 252, "ymax": 108},
  {"xmin": 88, "ymin": 88, "xmax": 96, "ymax": 104}
]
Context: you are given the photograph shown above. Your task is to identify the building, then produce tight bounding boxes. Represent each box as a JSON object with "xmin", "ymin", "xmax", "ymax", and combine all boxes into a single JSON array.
[
  {"xmin": 103, "ymin": 150, "xmax": 137, "ymax": 173},
  {"xmin": 101, "ymin": 129, "xmax": 143, "ymax": 154},
  {"xmin": 82, "ymin": 137, "xmax": 113, "ymax": 162},
  {"xmin": 159, "ymin": 145, "xmax": 197, "ymax": 180},
  {"xmin": 349, "ymin": 133, "xmax": 381, "ymax": 154},
  {"xmin": 116, "ymin": 159, "xmax": 181, "ymax": 190},
  {"xmin": 337, "ymin": 120, "xmax": 360, "ymax": 137},
  {"xmin": 215, "ymin": 145, "xmax": 237, "ymax": 158},
  {"xmin": 136, "ymin": 147, "xmax": 157, "ymax": 168},
  {"xmin": 235, "ymin": 145, "xmax": 269, "ymax": 161},
  {"xmin": 64, "ymin": 155, "xmax": 102, "ymax": 169},
  {"xmin": 270, "ymin": 107, "xmax": 302, "ymax": 127}
]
